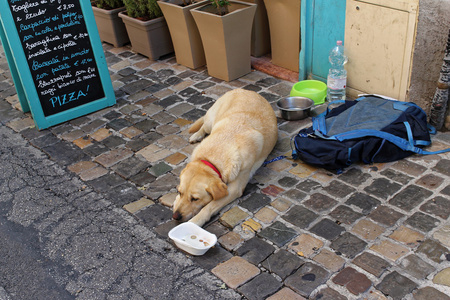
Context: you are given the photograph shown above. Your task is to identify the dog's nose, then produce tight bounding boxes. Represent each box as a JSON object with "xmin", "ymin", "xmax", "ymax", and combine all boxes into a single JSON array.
[{"xmin": 173, "ymin": 211, "xmax": 182, "ymax": 220}]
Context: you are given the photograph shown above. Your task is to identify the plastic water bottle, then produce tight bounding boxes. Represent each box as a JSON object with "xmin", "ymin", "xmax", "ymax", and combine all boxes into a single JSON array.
[{"xmin": 327, "ymin": 41, "xmax": 348, "ymax": 101}]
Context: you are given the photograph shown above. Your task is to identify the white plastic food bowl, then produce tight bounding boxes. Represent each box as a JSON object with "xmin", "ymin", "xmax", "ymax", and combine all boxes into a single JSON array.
[{"xmin": 168, "ymin": 222, "xmax": 217, "ymax": 256}]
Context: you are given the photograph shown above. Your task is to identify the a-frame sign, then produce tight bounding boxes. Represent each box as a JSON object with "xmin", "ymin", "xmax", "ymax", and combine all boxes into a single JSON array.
[{"xmin": 0, "ymin": 0, "xmax": 115, "ymax": 129}]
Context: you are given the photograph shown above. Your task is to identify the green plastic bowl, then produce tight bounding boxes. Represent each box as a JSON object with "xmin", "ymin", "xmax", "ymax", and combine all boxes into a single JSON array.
[{"xmin": 290, "ymin": 80, "xmax": 327, "ymax": 105}]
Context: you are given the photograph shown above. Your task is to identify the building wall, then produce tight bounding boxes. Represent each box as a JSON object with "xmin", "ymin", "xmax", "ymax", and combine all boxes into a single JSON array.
[{"xmin": 408, "ymin": 0, "xmax": 450, "ymax": 129}]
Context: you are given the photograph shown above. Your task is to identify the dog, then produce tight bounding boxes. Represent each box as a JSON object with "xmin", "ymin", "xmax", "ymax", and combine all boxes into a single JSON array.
[{"xmin": 172, "ymin": 89, "xmax": 278, "ymax": 227}]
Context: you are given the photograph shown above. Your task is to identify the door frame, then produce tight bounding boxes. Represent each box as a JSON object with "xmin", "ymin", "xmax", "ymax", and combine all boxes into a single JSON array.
[{"xmin": 299, "ymin": 0, "xmax": 314, "ymax": 81}]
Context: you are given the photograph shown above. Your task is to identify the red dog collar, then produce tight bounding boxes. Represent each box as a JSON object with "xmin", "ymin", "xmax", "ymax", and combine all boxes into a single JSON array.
[{"xmin": 201, "ymin": 160, "xmax": 222, "ymax": 180}]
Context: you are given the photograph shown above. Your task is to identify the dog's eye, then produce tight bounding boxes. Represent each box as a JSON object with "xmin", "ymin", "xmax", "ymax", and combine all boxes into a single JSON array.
[{"xmin": 191, "ymin": 197, "xmax": 199, "ymax": 202}]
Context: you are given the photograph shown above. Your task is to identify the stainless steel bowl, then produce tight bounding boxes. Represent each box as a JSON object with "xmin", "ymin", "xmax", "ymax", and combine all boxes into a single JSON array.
[{"xmin": 276, "ymin": 97, "xmax": 314, "ymax": 120}]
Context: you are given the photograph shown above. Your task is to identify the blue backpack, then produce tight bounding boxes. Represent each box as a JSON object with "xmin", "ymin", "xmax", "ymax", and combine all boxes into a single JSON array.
[{"xmin": 292, "ymin": 95, "xmax": 450, "ymax": 171}]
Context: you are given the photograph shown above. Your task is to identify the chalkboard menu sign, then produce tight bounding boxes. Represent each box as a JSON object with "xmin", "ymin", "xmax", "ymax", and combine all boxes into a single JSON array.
[{"xmin": 0, "ymin": 0, "xmax": 115, "ymax": 129}]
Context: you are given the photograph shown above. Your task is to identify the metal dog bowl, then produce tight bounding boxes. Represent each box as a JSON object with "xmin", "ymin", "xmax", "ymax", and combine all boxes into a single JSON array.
[{"xmin": 277, "ymin": 97, "xmax": 314, "ymax": 120}]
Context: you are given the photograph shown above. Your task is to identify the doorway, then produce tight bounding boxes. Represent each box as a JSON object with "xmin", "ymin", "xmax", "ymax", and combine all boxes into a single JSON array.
[{"xmin": 300, "ymin": 0, "xmax": 347, "ymax": 81}]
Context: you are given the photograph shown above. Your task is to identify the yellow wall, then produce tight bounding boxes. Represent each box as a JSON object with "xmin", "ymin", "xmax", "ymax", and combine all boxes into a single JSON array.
[{"xmin": 344, "ymin": 0, "xmax": 419, "ymax": 101}]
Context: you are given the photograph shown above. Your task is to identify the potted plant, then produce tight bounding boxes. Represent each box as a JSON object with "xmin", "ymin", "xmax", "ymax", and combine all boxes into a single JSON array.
[
  {"xmin": 190, "ymin": 0, "xmax": 257, "ymax": 81},
  {"xmin": 119, "ymin": 0, "xmax": 174, "ymax": 60},
  {"xmin": 92, "ymin": 0, "xmax": 130, "ymax": 47},
  {"xmin": 157, "ymin": 0, "xmax": 207, "ymax": 69},
  {"xmin": 263, "ymin": 0, "xmax": 300, "ymax": 72}
]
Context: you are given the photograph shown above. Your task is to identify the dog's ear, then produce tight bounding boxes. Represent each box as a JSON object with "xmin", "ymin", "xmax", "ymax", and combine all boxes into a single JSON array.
[{"xmin": 206, "ymin": 180, "xmax": 228, "ymax": 200}]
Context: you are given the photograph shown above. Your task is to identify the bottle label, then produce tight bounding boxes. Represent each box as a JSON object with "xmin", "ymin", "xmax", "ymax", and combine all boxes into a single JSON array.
[{"xmin": 327, "ymin": 76, "xmax": 347, "ymax": 90}]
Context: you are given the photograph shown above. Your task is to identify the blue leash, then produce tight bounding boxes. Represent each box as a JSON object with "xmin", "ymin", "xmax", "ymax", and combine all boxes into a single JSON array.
[
  {"xmin": 263, "ymin": 137, "xmax": 297, "ymax": 166},
  {"xmin": 263, "ymin": 155, "xmax": 287, "ymax": 166}
]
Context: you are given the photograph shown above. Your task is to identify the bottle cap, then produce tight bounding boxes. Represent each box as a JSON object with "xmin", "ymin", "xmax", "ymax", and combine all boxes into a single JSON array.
[{"xmin": 337, "ymin": 41, "xmax": 343, "ymax": 45}]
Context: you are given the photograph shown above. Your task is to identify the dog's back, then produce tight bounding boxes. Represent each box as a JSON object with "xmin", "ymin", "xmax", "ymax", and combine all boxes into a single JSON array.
[
  {"xmin": 210, "ymin": 89, "xmax": 276, "ymax": 128},
  {"xmin": 191, "ymin": 89, "xmax": 277, "ymax": 140}
]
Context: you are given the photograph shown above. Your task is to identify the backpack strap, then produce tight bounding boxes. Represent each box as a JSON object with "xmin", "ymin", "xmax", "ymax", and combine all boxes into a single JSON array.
[
  {"xmin": 428, "ymin": 124, "xmax": 437, "ymax": 134},
  {"xmin": 313, "ymin": 115, "xmax": 327, "ymax": 135},
  {"xmin": 328, "ymin": 128, "xmax": 450, "ymax": 155},
  {"xmin": 421, "ymin": 148, "xmax": 450, "ymax": 155},
  {"xmin": 402, "ymin": 121, "xmax": 432, "ymax": 147},
  {"xmin": 393, "ymin": 101, "xmax": 417, "ymax": 111}
]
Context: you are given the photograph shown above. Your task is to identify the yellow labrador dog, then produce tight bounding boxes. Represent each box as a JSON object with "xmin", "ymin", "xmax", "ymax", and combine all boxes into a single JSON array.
[{"xmin": 172, "ymin": 89, "xmax": 278, "ymax": 227}]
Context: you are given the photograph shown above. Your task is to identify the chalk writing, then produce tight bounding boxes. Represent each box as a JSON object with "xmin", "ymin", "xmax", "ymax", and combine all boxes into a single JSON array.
[
  {"xmin": 26, "ymin": 8, "xmax": 46, "ymax": 20},
  {"xmin": 8, "ymin": 0, "xmax": 104, "ymax": 116},
  {"xmin": 11, "ymin": 2, "xmax": 39, "ymax": 13},
  {"xmin": 49, "ymin": 85, "xmax": 89, "ymax": 108}
]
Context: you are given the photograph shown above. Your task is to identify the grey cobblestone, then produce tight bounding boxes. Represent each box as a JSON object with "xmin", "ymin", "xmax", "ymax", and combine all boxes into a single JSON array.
[
  {"xmin": 1, "ymin": 42, "xmax": 449, "ymax": 299},
  {"xmin": 296, "ymin": 179, "xmax": 322, "ymax": 192},
  {"xmin": 285, "ymin": 262, "xmax": 330, "ymax": 297},
  {"xmin": 420, "ymin": 196, "xmax": 450, "ymax": 219},
  {"xmin": 432, "ymin": 159, "xmax": 450, "ymax": 176},
  {"xmin": 405, "ymin": 212, "xmax": 440, "ymax": 232},
  {"xmin": 240, "ymin": 193, "xmax": 272, "ymax": 212},
  {"xmin": 353, "ymin": 252, "xmax": 391, "ymax": 277},
  {"xmin": 376, "ymin": 271, "xmax": 418, "ymax": 300},
  {"xmin": 330, "ymin": 232, "xmax": 367, "ymax": 259},
  {"xmin": 238, "ymin": 272, "xmax": 283, "ymax": 300},
  {"xmin": 399, "ymin": 254, "xmax": 436, "ymax": 280},
  {"xmin": 413, "ymin": 287, "xmax": 450, "ymax": 300},
  {"xmin": 389, "ymin": 185, "xmax": 433, "ymax": 211},
  {"xmin": 369, "ymin": 205, "xmax": 405, "ymax": 227},
  {"xmin": 102, "ymin": 135, "xmax": 126, "ymax": 148},
  {"xmin": 329, "ymin": 205, "xmax": 363, "ymax": 225},
  {"xmin": 440, "ymin": 185, "xmax": 450, "ymax": 196},
  {"xmin": 417, "ymin": 239, "xmax": 449, "ymax": 263},
  {"xmin": 262, "ymin": 249, "xmax": 304, "ymax": 280},
  {"xmin": 282, "ymin": 205, "xmax": 318, "ymax": 229},
  {"xmin": 323, "ymin": 180, "xmax": 356, "ymax": 198},
  {"xmin": 338, "ymin": 168, "xmax": 372, "ymax": 186},
  {"xmin": 258, "ymin": 221, "xmax": 298, "ymax": 247},
  {"xmin": 364, "ymin": 178, "xmax": 402, "ymax": 200},
  {"xmin": 235, "ymin": 237, "xmax": 276, "ymax": 265},
  {"xmin": 381, "ymin": 168, "xmax": 414, "ymax": 184},
  {"xmin": 304, "ymin": 193, "xmax": 338, "ymax": 212},
  {"xmin": 311, "ymin": 287, "xmax": 347, "ymax": 300},
  {"xmin": 277, "ymin": 176, "xmax": 300, "ymax": 188},
  {"xmin": 310, "ymin": 218, "xmax": 344, "ymax": 241},
  {"xmin": 283, "ymin": 188, "xmax": 307, "ymax": 202},
  {"xmin": 345, "ymin": 192, "xmax": 381, "ymax": 214}
]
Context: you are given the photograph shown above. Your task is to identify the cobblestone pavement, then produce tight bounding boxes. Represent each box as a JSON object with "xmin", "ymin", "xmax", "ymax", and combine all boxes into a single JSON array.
[{"xmin": 1, "ymin": 42, "xmax": 450, "ymax": 299}]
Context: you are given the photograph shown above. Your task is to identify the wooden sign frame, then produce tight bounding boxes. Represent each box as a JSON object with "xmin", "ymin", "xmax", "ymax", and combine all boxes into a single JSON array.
[{"xmin": 0, "ymin": 0, "xmax": 115, "ymax": 130}]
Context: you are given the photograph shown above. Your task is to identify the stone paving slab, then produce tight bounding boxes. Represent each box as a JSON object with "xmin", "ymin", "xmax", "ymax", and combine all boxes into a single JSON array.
[{"xmin": 1, "ymin": 43, "xmax": 450, "ymax": 299}]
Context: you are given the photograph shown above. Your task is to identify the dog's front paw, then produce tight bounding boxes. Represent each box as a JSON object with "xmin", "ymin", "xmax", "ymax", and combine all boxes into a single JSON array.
[
  {"xmin": 189, "ymin": 215, "xmax": 207, "ymax": 227},
  {"xmin": 189, "ymin": 132, "xmax": 204, "ymax": 144}
]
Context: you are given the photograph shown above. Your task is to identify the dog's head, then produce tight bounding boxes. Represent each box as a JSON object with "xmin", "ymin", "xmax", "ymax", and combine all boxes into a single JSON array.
[{"xmin": 172, "ymin": 161, "xmax": 228, "ymax": 222}]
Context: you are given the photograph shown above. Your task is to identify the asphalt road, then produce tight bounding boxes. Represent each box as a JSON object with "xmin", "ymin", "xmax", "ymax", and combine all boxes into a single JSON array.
[{"xmin": 0, "ymin": 125, "xmax": 240, "ymax": 300}]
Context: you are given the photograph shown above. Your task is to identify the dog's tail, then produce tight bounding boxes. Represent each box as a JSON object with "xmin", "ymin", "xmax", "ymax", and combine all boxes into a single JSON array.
[{"xmin": 189, "ymin": 117, "xmax": 204, "ymax": 133}]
